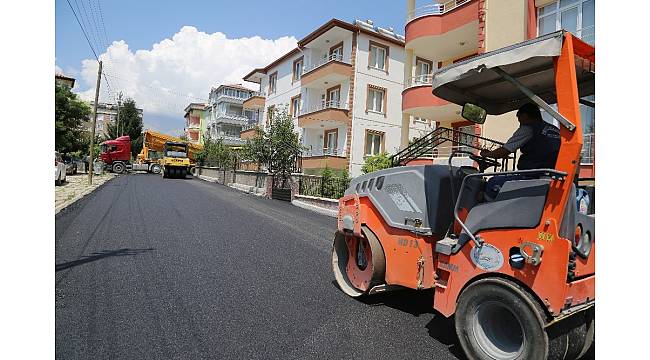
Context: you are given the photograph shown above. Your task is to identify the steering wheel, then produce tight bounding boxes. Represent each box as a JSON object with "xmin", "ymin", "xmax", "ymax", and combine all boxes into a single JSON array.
[{"xmin": 469, "ymin": 153, "xmax": 500, "ymax": 172}]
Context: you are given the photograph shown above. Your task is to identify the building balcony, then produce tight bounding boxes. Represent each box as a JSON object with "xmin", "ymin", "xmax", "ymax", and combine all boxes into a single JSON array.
[
  {"xmin": 300, "ymin": 54, "xmax": 352, "ymax": 89},
  {"xmin": 301, "ymin": 148, "xmax": 348, "ymax": 173},
  {"xmin": 402, "ymin": 75, "xmax": 460, "ymax": 122},
  {"xmin": 214, "ymin": 113, "xmax": 249, "ymax": 126},
  {"xmin": 240, "ymin": 124, "xmax": 260, "ymax": 140},
  {"xmin": 215, "ymin": 93, "xmax": 248, "ymax": 104},
  {"xmin": 298, "ymin": 101, "xmax": 349, "ymax": 128},
  {"xmin": 405, "ymin": 0, "xmax": 479, "ymax": 61},
  {"xmin": 242, "ymin": 92, "xmax": 265, "ymax": 109},
  {"xmin": 209, "ymin": 133, "xmax": 245, "ymax": 146}
]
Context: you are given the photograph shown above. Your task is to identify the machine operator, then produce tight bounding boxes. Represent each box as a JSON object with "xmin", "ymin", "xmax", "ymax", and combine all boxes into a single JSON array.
[{"xmin": 479, "ymin": 103, "xmax": 561, "ymax": 199}]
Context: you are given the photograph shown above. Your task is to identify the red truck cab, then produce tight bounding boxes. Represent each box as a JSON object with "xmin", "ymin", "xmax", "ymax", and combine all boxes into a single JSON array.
[{"xmin": 100, "ymin": 136, "xmax": 131, "ymax": 172}]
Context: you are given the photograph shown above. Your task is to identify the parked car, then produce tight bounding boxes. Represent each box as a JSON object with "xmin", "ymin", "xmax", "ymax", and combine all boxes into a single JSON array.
[
  {"xmin": 55, "ymin": 152, "xmax": 67, "ymax": 185},
  {"xmin": 62, "ymin": 155, "xmax": 78, "ymax": 175}
]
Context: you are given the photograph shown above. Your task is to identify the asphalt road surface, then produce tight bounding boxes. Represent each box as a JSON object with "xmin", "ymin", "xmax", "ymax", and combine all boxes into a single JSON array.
[{"xmin": 55, "ymin": 174, "xmax": 591, "ymax": 359}]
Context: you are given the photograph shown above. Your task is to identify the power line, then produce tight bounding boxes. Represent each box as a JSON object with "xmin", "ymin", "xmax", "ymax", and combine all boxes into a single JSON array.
[
  {"xmin": 65, "ymin": 0, "xmax": 99, "ymax": 60},
  {"xmin": 80, "ymin": 0, "xmax": 103, "ymax": 57},
  {"xmin": 94, "ymin": 0, "xmax": 125, "ymax": 97},
  {"xmin": 103, "ymin": 72, "xmax": 209, "ymax": 102},
  {"xmin": 67, "ymin": 0, "xmax": 120, "ymax": 104}
]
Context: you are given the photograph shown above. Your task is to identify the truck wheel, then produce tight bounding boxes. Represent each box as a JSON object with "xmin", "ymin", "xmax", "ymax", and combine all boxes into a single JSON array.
[
  {"xmin": 112, "ymin": 162, "xmax": 125, "ymax": 174},
  {"xmin": 455, "ymin": 278, "xmax": 549, "ymax": 360},
  {"xmin": 332, "ymin": 226, "xmax": 386, "ymax": 297},
  {"xmin": 150, "ymin": 164, "xmax": 161, "ymax": 174}
]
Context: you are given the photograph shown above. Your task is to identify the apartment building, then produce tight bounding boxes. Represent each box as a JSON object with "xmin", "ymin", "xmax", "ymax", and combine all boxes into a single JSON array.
[
  {"xmin": 402, "ymin": 0, "xmax": 594, "ymax": 176},
  {"xmin": 184, "ymin": 103, "xmax": 207, "ymax": 144},
  {"xmin": 204, "ymin": 84, "xmax": 258, "ymax": 146},
  {"xmin": 85, "ymin": 101, "xmax": 144, "ymax": 137},
  {"xmin": 244, "ymin": 18, "xmax": 427, "ymax": 176}
]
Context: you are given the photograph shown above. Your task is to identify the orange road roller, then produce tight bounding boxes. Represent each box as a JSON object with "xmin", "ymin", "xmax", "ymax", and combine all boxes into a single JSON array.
[{"xmin": 332, "ymin": 31, "xmax": 594, "ymax": 360}]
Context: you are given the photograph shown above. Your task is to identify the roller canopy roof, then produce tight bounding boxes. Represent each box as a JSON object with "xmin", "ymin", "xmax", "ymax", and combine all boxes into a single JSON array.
[{"xmin": 431, "ymin": 31, "xmax": 595, "ymax": 115}]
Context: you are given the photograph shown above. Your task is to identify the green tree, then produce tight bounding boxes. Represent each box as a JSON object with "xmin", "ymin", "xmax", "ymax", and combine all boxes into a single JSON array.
[
  {"xmin": 106, "ymin": 98, "xmax": 143, "ymax": 158},
  {"xmin": 242, "ymin": 126, "xmax": 270, "ymax": 171},
  {"xmin": 55, "ymin": 84, "xmax": 92, "ymax": 153},
  {"xmin": 199, "ymin": 135, "xmax": 234, "ymax": 168},
  {"xmin": 242, "ymin": 106, "xmax": 302, "ymax": 174},
  {"xmin": 361, "ymin": 152, "xmax": 393, "ymax": 174}
]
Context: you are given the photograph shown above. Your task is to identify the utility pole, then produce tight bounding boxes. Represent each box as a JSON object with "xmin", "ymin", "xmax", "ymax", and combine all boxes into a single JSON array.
[
  {"xmin": 88, "ymin": 61, "xmax": 102, "ymax": 185},
  {"xmin": 116, "ymin": 91, "xmax": 123, "ymax": 136}
]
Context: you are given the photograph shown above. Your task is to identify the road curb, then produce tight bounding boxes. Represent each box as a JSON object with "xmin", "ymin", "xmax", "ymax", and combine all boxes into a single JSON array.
[
  {"xmin": 291, "ymin": 199, "xmax": 338, "ymax": 218},
  {"xmin": 55, "ymin": 175, "xmax": 117, "ymax": 215}
]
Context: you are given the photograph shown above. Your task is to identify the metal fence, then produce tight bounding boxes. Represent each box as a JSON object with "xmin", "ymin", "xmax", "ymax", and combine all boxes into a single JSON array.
[
  {"xmin": 581, "ymin": 133, "xmax": 594, "ymax": 164},
  {"xmin": 298, "ymin": 175, "xmax": 350, "ymax": 200},
  {"xmin": 407, "ymin": 0, "xmax": 472, "ymax": 21}
]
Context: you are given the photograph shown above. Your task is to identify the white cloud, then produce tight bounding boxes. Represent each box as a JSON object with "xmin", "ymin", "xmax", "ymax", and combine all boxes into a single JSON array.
[
  {"xmin": 55, "ymin": 64, "xmax": 63, "ymax": 75},
  {"xmin": 76, "ymin": 26, "xmax": 297, "ymax": 123}
]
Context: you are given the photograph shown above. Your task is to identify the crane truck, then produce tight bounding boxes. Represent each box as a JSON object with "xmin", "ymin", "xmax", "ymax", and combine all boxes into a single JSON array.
[
  {"xmin": 332, "ymin": 31, "xmax": 594, "ymax": 360},
  {"xmin": 99, "ymin": 130, "xmax": 203, "ymax": 176}
]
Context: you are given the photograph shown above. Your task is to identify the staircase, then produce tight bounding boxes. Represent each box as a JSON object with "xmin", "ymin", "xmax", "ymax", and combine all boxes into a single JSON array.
[{"xmin": 390, "ymin": 127, "xmax": 513, "ymax": 168}]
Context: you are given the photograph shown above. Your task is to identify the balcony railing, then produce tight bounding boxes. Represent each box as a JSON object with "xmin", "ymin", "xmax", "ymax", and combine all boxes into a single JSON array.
[
  {"xmin": 407, "ymin": 0, "xmax": 472, "ymax": 22},
  {"xmin": 214, "ymin": 112, "xmax": 249, "ymax": 126},
  {"xmin": 405, "ymin": 74, "xmax": 434, "ymax": 88},
  {"xmin": 242, "ymin": 123, "xmax": 259, "ymax": 132},
  {"xmin": 299, "ymin": 100, "xmax": 349, "ymax": 116},
  {"xmin": 246, "ymin": 91, "xmax": 265, "ymax": 98},
  {"xmin": 215, "ymin": 93, "xmax": 247, "ymax": 104},
  {"xmin": 302, "ymin": 147, "xmax": 347, "ymax": 157},
  {"xmin": 581, "ymin": 133, "xmax": 594, "ymax": 164},
  {"xmin": 303, "ymin": 54, "xmax": 350, "ymax": 75}
]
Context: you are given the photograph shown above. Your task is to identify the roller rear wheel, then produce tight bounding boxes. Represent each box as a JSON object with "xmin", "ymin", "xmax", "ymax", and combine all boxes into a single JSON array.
[
  {"xmin": 332, "ymin": 226, "xmax": 385, "ymax": 297},
  {"xmin": 455, "ymin": 277, "xmax": 593, "ymax": 360}
]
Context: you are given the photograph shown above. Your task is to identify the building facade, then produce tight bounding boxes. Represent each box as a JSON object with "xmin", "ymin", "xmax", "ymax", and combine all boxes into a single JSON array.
[
  {"xmin": 402, "ymin": 0, "xmax": 594, "ymax": 175},
  {"xmin": 184, "ymin": 103, "xmax": 207, "ymax": 144},
  {"xmin": 55, "ymin": 74, "xmax": 75, "ymax": 88},
  {"xmin": 244, "ymin": 18, "xmax": 426, "ymax": 176},
  {"xmin": 205, "ymin": 84, "xmax": 257, "ymax": 146},
  {"xmin": 85, "ymin": 102, "xmax": 144, "ymax": 138}
]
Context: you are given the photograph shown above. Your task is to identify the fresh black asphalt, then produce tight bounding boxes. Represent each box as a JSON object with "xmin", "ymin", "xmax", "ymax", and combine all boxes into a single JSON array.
[{"xmin": 54, "ymin": 173, "xmax": 471, "ymax": 359}]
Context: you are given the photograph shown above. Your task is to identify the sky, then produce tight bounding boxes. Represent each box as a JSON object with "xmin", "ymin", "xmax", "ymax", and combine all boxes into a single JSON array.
[{"xmin": 55, "ymin": 0, "xmax": 408, "ymax": 136}]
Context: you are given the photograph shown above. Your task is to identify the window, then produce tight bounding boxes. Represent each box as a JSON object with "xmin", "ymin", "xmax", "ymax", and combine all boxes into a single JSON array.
[
  {"xmin": 369, "ymin": 41, "xmax": 389, "ymax": 71},
  {"xmin": 365, "ymin": 130, "xmax": 384, "ymax": 156},
  {"xmin": 293, "ymin": 57, "xmax": 304, "ymax": 82},
  {"xmin": 366, "ymin": 86, "xmax": 386, "ymax": 114},
  {"xmin": 290, "ymin": 95, "xmax": 301, "ymax": 117},
  {"xmin": 324, "ymin": 129, "xmax": 338, "ymax": 154},
  {"xmin": 329, "ymin": 42, "xmax": 344, "ymax": 61},
  {"xmin": 537, "ymin": 0, "xmax": 594, "ymax": 45},
  {"xmin": 326, "ymin": 85, "xmax": 341, "ymax": 108},
  {"xmin": 268, "ymin": 72, "xmax": 277, "ymax": 94},
  {"xmin": 415, "ymin": 57, "xmax": 433, "ymax": 84},
  {"xmin": 538, "ymin": 0, "xmax": 595, "ymax": 164}
]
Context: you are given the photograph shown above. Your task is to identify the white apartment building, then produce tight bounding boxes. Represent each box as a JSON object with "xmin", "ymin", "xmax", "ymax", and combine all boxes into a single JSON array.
[
  {"xmin": 244, "ymin": 19, "xmax": 431, "ymax": 176},
  {"xmin": 205, "ymin": 84, "xmax": 258, "ymax": 146}
]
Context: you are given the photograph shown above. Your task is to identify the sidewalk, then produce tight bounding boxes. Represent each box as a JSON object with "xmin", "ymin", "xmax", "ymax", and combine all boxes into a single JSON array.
[{"xmin": 55, "ymin": 172, "xmax": 116, "ymax": 214}]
